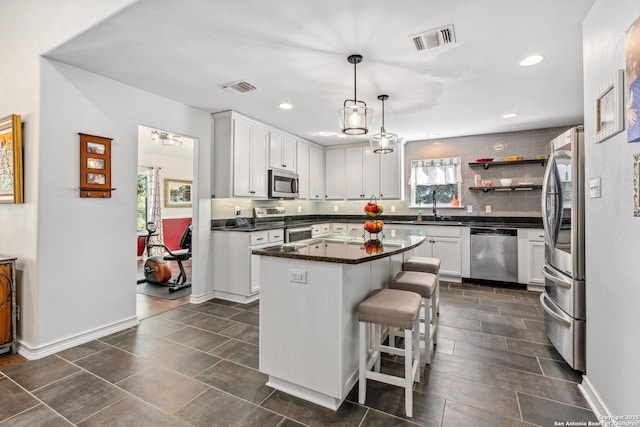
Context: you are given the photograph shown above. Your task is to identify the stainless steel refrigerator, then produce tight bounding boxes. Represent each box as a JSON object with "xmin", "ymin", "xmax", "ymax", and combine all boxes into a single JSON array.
[{"xmin": 540, "ymin": 126, "xmax": 585, "ymax": 372}]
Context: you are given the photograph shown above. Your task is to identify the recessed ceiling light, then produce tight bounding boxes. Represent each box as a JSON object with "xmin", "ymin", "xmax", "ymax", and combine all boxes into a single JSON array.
[
  {"xmin": 312, "ymin": 131, "xmax": 336, "ymax": 137},
  {"xmin": 279, "ymin": 103, "xmax": 293, "ymax": 109},
  {"xmin": 502, "ymin": 113, "xmax": 518, "ymax": 118},
  {"xmin": 519, "ymin": 55, "xmax": 544, "ymax": 66}
]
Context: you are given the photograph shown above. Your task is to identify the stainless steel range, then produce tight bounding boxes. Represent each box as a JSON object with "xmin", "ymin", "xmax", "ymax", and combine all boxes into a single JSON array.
[{"xmin": 540, "ymin": 126, "xmax": 585, "ymax": 372}]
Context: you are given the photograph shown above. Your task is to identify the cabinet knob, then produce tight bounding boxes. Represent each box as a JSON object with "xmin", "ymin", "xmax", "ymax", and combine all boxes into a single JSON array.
[{"xmin": 380, "ymin": 194, "xmax": 383, "ymax": 198}]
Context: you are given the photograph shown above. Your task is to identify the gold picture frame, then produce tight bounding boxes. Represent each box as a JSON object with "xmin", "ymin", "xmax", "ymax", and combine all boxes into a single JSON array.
[
  {"xmin": 634, "ymin": 153, "xmax": 640, "ymax": 217},
  {"xmin": 595, "ymin": 69, "xmax": 625, "ymax": 143},
  {"xmin": 0, "ymin": 114, "xmax": 24, "ymax": 204},
  {"xmin": 164, "ymin": 178, "xmax": 192, "ymax": 208}
]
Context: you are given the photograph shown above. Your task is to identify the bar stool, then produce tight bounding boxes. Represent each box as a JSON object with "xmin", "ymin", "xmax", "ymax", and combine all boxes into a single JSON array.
[
  {"xmin": 402, "ymin": 256, "xmax": 441, "ymax": 314},
  {"xmin": 358, "ymin": 288, "xmax": 422, "ymax": 417},
  {"xmin": 387, "ymin": 270, "xmax": 438, "ymax": 364}
]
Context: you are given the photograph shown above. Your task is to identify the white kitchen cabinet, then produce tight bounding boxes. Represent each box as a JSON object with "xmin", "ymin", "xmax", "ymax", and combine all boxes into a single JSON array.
[
  {"xmin": 331, "ymin": 223, "xmax": 348, "ymax": 233},
  {"xmin": 212, "ymin": 229, "xmax": 284, "ymax": 302},
  {"xmin": 336, "ymin": 144, "xmax": 400, "ymax": 200},
  {"xmin": 213, "ymin": 111, "xmax": 268, "ymax": 198},
  {"xmin": 325, "ymin": 149, "xmax": 346, "ymax": 199},
  {"xmin": 296, "ymin": 142, "xmax": 309, "ymax": 199},
  {"xmin": 309, "ymin": 145, "xmax": 325, "ymax": 200},
  {"xmin": 407, "ymin": 225, "xmax": 462, "ymax": 279},
  {"xmin": 517, "ymin": 229, "xmax": 545, "ymax": 289},
  {"xmin": 269, "ymin": 131, "xmax": 296, "ymax": 172}
]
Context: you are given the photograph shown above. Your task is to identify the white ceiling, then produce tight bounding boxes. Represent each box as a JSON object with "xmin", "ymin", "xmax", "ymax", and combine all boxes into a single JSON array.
[{"xmin": 46, "ymin": 0, "xmax": 595, "ymax": 146}]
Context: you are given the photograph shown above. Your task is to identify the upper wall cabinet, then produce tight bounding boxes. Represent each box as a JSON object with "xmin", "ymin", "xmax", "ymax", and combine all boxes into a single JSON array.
[
  {"xmin": 213, "ymin": 111, "xmax": 269, "ymax": 198},
  {"xmin": 325, "ymin": 148, "xmax": 346, "ymax": 199},
  {"xmin": 333, "ymin": 144, "xmax": 401, "ymax": 200},
  {"xmin": 269, "ymin": 131, "xmax": 296, "ymax": 172},
  {"xmin": 308, "ymin": 145, "xmax": 325, "ymax": 200},
  {"xmin": 296, "ymin": 141, "xmax": 309, "ymax": 199}
]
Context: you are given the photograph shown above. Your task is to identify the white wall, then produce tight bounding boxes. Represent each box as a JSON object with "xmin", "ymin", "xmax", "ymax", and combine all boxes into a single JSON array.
[
  {"xmin": 583, "ymin": 0, "xmax": 640, "ymax": 413},
  {"xmin": 0, "ymin": 0, "xmax": 137, "ymax": 354}
]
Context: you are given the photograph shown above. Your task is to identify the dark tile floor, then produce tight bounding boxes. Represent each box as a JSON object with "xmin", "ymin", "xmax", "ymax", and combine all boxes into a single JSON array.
[{"xmin": 0, "ymin": 281, "xmax": 596, "ymax": 426}]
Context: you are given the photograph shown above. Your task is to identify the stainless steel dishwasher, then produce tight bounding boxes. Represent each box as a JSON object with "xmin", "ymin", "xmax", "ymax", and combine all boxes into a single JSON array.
[{"xmin": 470, "ymin": 228, "xmax": 518, "ymax": 283}]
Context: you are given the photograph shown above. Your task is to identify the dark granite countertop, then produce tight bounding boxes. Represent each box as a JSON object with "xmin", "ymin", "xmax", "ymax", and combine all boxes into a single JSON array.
[
  {"xmin": 251, "ymin": 230, "xmax": 426, "ymax": 264},
  {"xmin": 212, "ymin": 215, "xmax": 542, "ymax": 232}
]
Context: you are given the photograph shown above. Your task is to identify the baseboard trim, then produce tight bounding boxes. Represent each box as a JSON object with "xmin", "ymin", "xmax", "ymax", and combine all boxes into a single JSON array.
[
  {"xmin": 17, "ymin": 316, "xmax": 139, "ymax": 360},
  {"xmin": 189, "ymin": 290, "xmax": 215, "ymax": 304},
  {"xmin": 579, "ymin": 375, "xmax": 610, "ymax": 418},
  {"xmin": 211, "ymin": 290, "xmax": 259, "ymax": 305}
]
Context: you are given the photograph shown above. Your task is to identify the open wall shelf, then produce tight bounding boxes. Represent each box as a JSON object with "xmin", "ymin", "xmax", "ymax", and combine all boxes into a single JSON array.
[
  {"xmin": 468, "ymin": 159, "xmax": 546, "ymax": 169},
  {"xmin": 469, "ymin": 185, "xmax": 542, "ymax": 192}
]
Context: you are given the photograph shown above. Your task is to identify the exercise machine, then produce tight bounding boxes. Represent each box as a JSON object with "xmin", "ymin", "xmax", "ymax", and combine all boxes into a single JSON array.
[{"xmin": 137, "ymin": 221, "xmax": 192, "ymax": 292}]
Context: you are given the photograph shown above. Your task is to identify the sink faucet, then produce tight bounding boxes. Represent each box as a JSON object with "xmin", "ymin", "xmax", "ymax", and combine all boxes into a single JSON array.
[{"xmin": 432, "ymin": 190, "xmax": 442, "ymax": 221}]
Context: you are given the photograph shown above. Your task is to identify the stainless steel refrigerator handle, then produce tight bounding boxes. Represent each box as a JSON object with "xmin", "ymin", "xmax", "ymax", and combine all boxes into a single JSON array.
[
  {"xmin": 539, "ymin": 293, "xmax": 572, "ymax": 326},
  {"xmin": 541, "ymin": 265, "xmax": 572, "ymax": 288},
  {"xmin": 541, "ymin": 155, "xmax": 555, "ymax": 246}
]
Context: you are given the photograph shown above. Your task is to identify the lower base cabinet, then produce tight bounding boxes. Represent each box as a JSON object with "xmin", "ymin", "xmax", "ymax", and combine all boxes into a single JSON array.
[
  {"xmin": 517, "ymin": 229, "xmax": 545, "ymax": 288},
  {"xmin": 406, "ymin": 226, "xmax": 463, "ymax": 279},
  {"xmin": 212, "ymin": 229, "xmax": 283, "ymax": 303}
]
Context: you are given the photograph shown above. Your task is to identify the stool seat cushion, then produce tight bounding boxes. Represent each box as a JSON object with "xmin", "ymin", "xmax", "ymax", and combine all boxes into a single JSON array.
[
  {"xmin": 403, "ymin": 256, "xmax": 441, "ymax": 274},
  {"xmin": 389, "ymin": 271, "xmax": 438, "ymax": 299},
  {"xmin": 358, "ymin": 289, "xmax": 422, "ymax": 330}
]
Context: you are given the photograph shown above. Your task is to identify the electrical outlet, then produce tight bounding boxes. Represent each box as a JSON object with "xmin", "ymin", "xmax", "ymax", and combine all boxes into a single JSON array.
[
  {"xmin": 334, "ymin": 205, "xmax": 338, "ymax": 212},
  {"xmin": 298, "ymin": 205, "xmax": 302, "ymax": 213},
  {"xmin": 467, "ymin": 205, "xmax": 473, "ymax": 213},
  {"xmin": 391, "ymin": 205, "xmax": 396, "ymax": 213},
  {"xmin": 235, "ymin": 206, "xmax": 241, "ymax": 216},
  {"xmin": 485, "ymin": 205, "xmax": 491, "ymax": 213},
  {"xmin": 289, "ymin": 269, "xmax": 307, "ymax": 284}
]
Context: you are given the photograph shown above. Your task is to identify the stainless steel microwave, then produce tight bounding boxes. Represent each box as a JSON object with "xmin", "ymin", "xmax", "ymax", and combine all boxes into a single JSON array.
[{"xmin": 268, "ymin": 169, "xmax": 299, "ymax": 199}]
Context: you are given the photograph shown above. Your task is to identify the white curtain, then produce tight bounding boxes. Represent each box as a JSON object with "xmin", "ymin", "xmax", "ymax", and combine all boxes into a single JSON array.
[
  {"xmin": 147, "ymin": 166, "xmax": 164, "ymax": 256},
  {"xmin": 409, "ymin": 157, "xmax": 462, "ymax": 185}
]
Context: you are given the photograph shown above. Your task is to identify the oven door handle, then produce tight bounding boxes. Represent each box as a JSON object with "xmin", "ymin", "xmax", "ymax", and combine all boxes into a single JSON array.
[
  {"xmin": 287, "ymin": 226, "xmax": 313, "ymax": 234},
  {"xmin": 541, "ymin": 265, "xmax": 572, "ymax": 289},
  {"xmin": 539, "ymin": 293, "xmax": 572, "ymax": 326}
]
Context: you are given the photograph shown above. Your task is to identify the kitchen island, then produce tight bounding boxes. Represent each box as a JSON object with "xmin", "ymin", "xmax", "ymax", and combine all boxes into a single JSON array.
[{"xmin": 253, "ymin": 230, "xmax": 426, "ymax": 410}]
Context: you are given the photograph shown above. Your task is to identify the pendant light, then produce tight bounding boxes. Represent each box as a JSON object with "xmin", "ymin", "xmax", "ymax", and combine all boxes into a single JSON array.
[
  {"xmin": 151, "ymin": 130, "xmax": 182, "ymax": 146},
  {"xmin": 337, "ymin": 54, "xmax": 374, "ymax": 135},
  {"xmin": 369, "ymin": 95, "xmax": 398, "ymax": 154}
]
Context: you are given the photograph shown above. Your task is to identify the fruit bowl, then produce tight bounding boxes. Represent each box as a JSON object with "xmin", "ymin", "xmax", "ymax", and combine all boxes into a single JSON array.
[
  {"xmin": 363, "ymin": 239, "xmax": 384, "ymax": 254},
  {"xmin": 363, "ymin": 219, "xmax": 384, "ymax": 234},
  {"xmin": 364, "ymin": 201, "xmax": 383, "ymax": 217}
]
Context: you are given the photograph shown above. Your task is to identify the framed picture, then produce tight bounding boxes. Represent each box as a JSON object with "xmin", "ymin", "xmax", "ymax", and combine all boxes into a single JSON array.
[
  {"xmin": 164, "ymin": 178, "xmax": 192, "ymax": 207},
  {"xmin": 626, "ymin": 16, "xmax": 640, "ymax": 143},
  {"xmin": 634, "ymin": 153, "xmax": 640, "ymax": 217},
  {"xmin": 79, "ymin": 133, "xmax": 113, "ymax": 198},
  {"xmin": 0, "ymin": 114, "xmax": 24, "ymax": 204},
  {"xmin": 595, "ymin": 69, "xmax": 625, "ymax": 143}
]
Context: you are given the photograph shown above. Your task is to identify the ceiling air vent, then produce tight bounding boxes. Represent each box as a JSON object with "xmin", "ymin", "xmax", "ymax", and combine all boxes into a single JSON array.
[
  {"xmin": 410, "ymin": 25, "xmax": 456, "ymax": 51},
  {"xmin": 220, "ymin": 80, "xmax": 257, "ymax": 94}
]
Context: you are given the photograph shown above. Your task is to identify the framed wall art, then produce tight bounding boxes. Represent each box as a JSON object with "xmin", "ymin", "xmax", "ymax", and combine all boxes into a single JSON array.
[
  {"xmin": 595, "ymin": 69, "xmax": 624, "ymax": 143},
  {"xmin": 79, "ymin": 133, "xmax": 114, "ymax": 198},
  {"xmin": 626, "ymin": 16, "xmax": 640, "ymax": 143},
  {"xmin": 164, "ymin": 178, "xmax": 192, "ymax": 208},
  {"xmin": 0, "ymin": 114, "xmax": 23, "ymax": 204}
]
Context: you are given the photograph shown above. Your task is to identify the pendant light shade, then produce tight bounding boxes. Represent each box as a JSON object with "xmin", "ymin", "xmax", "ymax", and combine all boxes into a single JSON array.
[
  {"xmin": 337, "ymin": 54, "xmax": 374, "ymax": 135},
  {"xmin": 151, "ymin": 130, "xmax": 182, "ymax": 146},
  {"xmin": 369, "ymin": 95, "xmax": 398, "ymax": 154}
]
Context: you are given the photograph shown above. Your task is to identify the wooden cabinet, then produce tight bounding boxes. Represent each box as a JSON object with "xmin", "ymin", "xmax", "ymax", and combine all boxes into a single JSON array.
[
  {"xmin": 325, "ymin": 149, "xmax": 346, "ymax": 199},
  {"xmin": 269, "ymin": 131, "xmax": 296, "ymax": 172},
  {"xmin": 213, "ymin": 111, "xmax": 269, "ymax": 198},
  {"xmin": 212, "ymin": 229, "xmax": 283, "ymax": 302},
  {"xmin": 309, "ymin": 146, "xmax": 325, "ymax": 200},
  {"xmin": 0, "ymin": 256, "xmax": 16, "ymax": 355}
]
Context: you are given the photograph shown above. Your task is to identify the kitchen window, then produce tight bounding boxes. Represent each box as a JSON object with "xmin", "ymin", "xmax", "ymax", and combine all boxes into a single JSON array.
[{"xmin": 409, "ymin": 157, "xmax": 462, "ymax": 207}]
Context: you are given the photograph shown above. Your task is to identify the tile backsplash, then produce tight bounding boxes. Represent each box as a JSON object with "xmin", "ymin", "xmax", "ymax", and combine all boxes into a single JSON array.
[{"xmin": 212, "ymin": 125, "xmax": 575, "ymax": 220}]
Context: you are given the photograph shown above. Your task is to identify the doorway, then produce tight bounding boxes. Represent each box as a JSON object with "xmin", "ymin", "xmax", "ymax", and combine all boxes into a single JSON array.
[{"xmin": 136, "ymin": 125, "xmax": 194, "ymax": 318}]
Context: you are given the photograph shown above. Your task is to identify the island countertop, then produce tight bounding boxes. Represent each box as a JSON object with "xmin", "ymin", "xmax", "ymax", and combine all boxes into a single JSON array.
[{"xmin": 251, "ymin": 229, "xmax": 426, "ymax": 264}]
